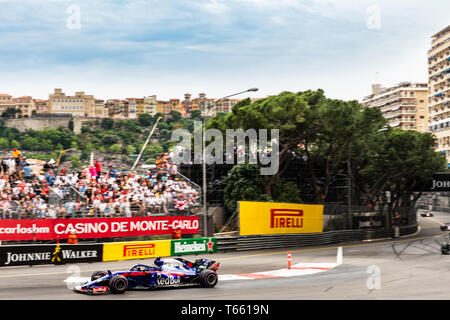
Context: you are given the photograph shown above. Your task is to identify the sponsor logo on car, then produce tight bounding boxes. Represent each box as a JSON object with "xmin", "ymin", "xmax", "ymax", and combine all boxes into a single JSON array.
[
  {"xmin": 157, "ymin": 274, "xmax": 181, "ymax": 286},
  {"xmin": 92, "ymin": 286, "xmax": 109, "ymax": 293},
  {"xmin": 270, "ymin": 209, "xmax": 303, "ymax": 228}
]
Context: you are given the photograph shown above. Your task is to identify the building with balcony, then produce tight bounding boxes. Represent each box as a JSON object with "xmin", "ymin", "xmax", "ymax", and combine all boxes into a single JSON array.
[
  {"xmin": 93, "ymin": 99, "xmax": 108, "ymax": 117},
  {"xmin": 14, "ymin": 96, "xmax": 36, "ymax": 118},
  {"xmin": 362, "ymin": 82, "xmax": 429, "ymax": 132},
  {"xmin": 34, "ymin": 99, "xmax": 49, "ymax": 114},
  {"xmin": 105, "ymin": 99, "xmax": 121, "ymax": 118},
  {"xmin": 181, "ymin": 93, "xmax": 193, "ymax": 117},
  {"xmin": 143, "ymin": 95, "xmax": 158, "ymax": 116},
  {"xmin": 0, "ymin": 94, "xmax": 16, "ymax": 116},
  {"xmin": 428, "ymin": 25, "xmax": 450, "ymax": 163},
  {"xmin": 48, "ymin": 89, "xmax": 96, "ymax": 117},
  {"xmin": 125, "ymin": 98, "xmax": 137, "ymax": 119}
]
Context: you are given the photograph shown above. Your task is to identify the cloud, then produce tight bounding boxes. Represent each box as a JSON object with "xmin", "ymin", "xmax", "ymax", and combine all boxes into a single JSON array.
[{"xmin": 0, "ymin": 0, "xmax": 449, "ymax": 101}]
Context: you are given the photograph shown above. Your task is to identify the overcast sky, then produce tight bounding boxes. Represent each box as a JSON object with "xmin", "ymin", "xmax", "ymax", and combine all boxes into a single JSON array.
[{"xmin": 0, "ymin": 0, "xmax": 449, "ymax": 101}]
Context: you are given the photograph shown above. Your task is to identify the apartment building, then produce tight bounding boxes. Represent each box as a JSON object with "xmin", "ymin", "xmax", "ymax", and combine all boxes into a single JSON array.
[
  {"xmin": 143, "ymin": 95, "xmax": 158, "ymax": 116},
  {"xmin": 181, "ymin": 93, "xmax": 193, "ymax": 117},
  {"xmin": 169, "ymin": 99, "xmax": 181, "ymax": 114},
  {"xmin": 0, "ymin": 94, "xmax": 37, "ymax": 118},
  {"xmin": 49, "ymin": 89, "xmax": 96, "ymax": 117},
  {"xmin": 135, "ymin": 98, "xmax": 144, "ymax": 115},
  {"xmin": 216, "ymin": 98, "xmax": 241, "ymax": 113},
  {"xmin": 362, "ymin": 82, "xmax": 429, "ymax": 132},
  {"xmin": 125, "ymin": 98, "xmax": 137, "ymax": 119},
  {"xmin": 93, "ymin": 99, "xmax": 108, "ymax": 117},
  {"xmin": 14, "ymin": 96, "xmax": 36, "ymax": 118},
  {"xmin": 34, "ymin": 99, "xmax": 49, "ymax": 114},
  {"xmin": 428, "ymin": 25, "xmax": 450, "ymax": 162},
  {"xmin": 105, "ymin": 99, "xmax": 121, "ymax": 118},
  {"xmin": 0, "ymin": 94, "xmax": 16, "ymax": 116},
  {"xmin": 192, "ymin": 93, "xmax": 215, "ymax": 117},
  {"xmin": 157, "ymin": 100, "xmax": 170, "ymax": 116}
]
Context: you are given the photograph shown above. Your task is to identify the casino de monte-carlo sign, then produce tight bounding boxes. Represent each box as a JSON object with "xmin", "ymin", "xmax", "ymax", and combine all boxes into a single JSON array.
[{"xmin": 415, "ymin": 173, "xmax": 450, "ymax": 192}]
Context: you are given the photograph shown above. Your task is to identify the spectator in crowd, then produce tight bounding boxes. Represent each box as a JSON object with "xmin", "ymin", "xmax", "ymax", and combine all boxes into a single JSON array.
[
  {"xmin": 0, "ymin": 195, "xmax": 11, "ymax": 219},
  {"xmin": 89, "ymin": 165, "xmax": 98, "ymax": 181},
  {"xmin": 56, "ymin": 203, "xmax": 66, "ymax": 219},
  {"xmin": 94, "ymin": 160, "xmax": 102, "ymax": 177},
  {"xmin": 23, "ymin": 162, "xmax": 32, "ymax": 182}
]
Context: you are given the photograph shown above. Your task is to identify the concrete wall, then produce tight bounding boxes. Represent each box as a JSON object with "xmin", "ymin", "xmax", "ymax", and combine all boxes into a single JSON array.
[
  {"xmin": 4, "ymin": 116, "xmax": 96, "ymax": 134},
  {"xmin": 4, "ymin": 117, "xmax": 73, "ymax": 132}
]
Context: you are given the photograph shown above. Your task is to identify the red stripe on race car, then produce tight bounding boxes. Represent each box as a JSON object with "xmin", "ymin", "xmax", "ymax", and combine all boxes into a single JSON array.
[
  {"xmin": 161, "ymin": 271, "xmax": 186, "ymax": 276},
  {"xmin": 120, "ymin": 272, "xmax": 150, "ymax": 276}
]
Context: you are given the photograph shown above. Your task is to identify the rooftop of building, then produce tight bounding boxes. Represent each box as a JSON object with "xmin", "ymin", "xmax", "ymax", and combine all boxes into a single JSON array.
[
  {"xmin": 432, "ymin": 25, "xmax": 450, "ymax": 39},
  {"xmin": 363, "ymin": 82, "xmax": 428, "ymax": 101}
]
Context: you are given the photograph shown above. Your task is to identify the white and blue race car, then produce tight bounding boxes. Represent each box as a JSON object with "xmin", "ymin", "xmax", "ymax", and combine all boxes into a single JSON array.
[{"xmin": 73, "ymin": 257, "xmax": 220, "ymax": 295}]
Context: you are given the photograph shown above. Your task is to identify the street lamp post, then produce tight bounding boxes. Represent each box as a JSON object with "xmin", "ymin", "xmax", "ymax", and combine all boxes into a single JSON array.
[{"xmin": 202, "ymin": 88, "xmax": 259, "ymax": 237}]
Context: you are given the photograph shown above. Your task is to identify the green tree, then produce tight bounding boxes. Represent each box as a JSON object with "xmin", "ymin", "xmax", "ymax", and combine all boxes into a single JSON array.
[
  {"xmin": 297, "ymin": 97, "xmax": 387, "ymax": 203},
  {"xmin": 169, "ymin": 110, "xmax": 182, "ymax": 122},
  {"xmin": 1, "ymin": 107, "xmax": 19, "ymax": 119},
  {"xmin": 98, "ymin": 146, "xmax": 106, "ymax": 153},
  {"xmin": 22, "ymin": 137, "xmax": 39, "ymax": 150},
  {"xmin": 208, "ymin": 91, "xmax": 324, "ymax": 197},
  {"xmin": 70, "ymin": 155, "xmax": 82, "ymax": 169},
  {"xmin": 125, "ymin": 144, "xmax": 136, "ymax": 155},
  {"xmin": 0, "ymin": 138, "xmax": 9, "ymax": 149},
  {"xmin": 101, "ymin": 118, "xmax": 115, "ymax": 130},
  {"xmin": 138, "ymin": 113, "xmax": 153, "ymax": 127},
  {"xmin": 270, "ymin": 179, "xmax": 302, "ymax": 204},
  {"xmin": 102, "ymin": 134, "xmax": 120, "ymax": 145},
  {"xmin": 70, "ymin": 141, "xmax": 79, "ymax": 150},
  {"xmin": 360, "ymin": 128, "xmax": 446, "ymax": 227},
  {"xmin": 10, "ymin": 139, "xmax": 21, "ymax": 149},
  {"xmin": 109, "ymin": 144, "xmax": 122, "ymax": 154},
  {"xmin": 191, "ymin": 110, "xmax": 202, "ymax": 120},
  {"xmin": 223, "ymin": 164, "xmax": 272, "ymax": 214}
]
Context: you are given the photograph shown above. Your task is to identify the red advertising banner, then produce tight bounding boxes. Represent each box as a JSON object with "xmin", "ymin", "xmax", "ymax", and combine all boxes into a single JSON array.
[{"xmin": 0, "ymin": 216, "xmax": 199, "ymax": 241}]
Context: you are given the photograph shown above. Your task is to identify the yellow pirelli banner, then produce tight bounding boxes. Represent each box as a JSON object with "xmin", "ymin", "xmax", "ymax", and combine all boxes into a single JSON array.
[
  {"xmin": 102, "ymin": 240, "xmax": 171, "ymax": 262},
  {"xmin": 238, "ymin": 201, "xmax": 323, "ymax": 236}
]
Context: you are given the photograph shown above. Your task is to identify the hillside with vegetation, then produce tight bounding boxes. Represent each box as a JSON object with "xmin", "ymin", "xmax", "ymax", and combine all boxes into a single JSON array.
[{"xmin": 0, "ymin": 111, "xmax": 202, "ymax": 170}]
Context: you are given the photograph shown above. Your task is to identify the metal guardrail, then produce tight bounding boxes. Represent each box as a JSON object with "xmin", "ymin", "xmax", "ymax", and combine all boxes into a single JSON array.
[{"xmin": 216, "ymin": 224, "xmax": 418, "ymax": 252}]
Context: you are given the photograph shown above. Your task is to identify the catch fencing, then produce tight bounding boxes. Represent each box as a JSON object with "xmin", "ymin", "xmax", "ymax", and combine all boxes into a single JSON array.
[{"xmin": 216, "ymin": 224, "xmax": 419, "ymax": 252}]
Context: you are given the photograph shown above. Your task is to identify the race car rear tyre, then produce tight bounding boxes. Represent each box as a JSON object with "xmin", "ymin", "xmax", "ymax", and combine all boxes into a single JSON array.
[
  {"xmin": 108, "ymin": 275, "xmax": 128, "ymax": 294},
  {"xmin": 91, "ymin": 271, "xmax": 108, "ymax": 281},
  {"xmin": 199, "ymin": 270, "xmax": 218, "ymax": 288}
]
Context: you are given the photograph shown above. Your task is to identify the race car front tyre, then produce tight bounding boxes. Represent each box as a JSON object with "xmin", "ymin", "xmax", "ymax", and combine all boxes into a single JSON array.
[
  {"xmin": 91, "ymin": 271, "xmax": 108, "ymax": 281},
  {"xmin": 108, "ymin": 275, "xmax": 128, "ymax": 294},
  {"xmin": 199, "ymin": 270, "xmax": 218, "ymax": 288}
]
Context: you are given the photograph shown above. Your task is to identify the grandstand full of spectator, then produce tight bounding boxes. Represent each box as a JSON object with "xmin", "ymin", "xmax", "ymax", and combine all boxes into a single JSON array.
[{"xmin": 0, "ymin": 149, "xmax": 199, "ymax": 219}]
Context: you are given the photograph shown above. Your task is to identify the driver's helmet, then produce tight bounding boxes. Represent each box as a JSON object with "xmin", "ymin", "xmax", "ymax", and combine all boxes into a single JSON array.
[{"xmin": 154, "ymin": 257, "xmax": 164, "ymax": 267}]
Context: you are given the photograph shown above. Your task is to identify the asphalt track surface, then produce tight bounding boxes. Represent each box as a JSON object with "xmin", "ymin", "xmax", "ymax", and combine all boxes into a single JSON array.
[{"xmin": 0, "ymin": 209, "xmax": 449, "ymax": 300}]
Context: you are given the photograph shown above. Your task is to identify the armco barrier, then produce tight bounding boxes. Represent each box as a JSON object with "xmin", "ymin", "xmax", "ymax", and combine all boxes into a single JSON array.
[
  {"xmin": 216, "ymin": 225, "xmax": 418, "ymax": 252},
  {"xmin": 0, "ymin": 237, "xmax": 218, "ymax": 267}
]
